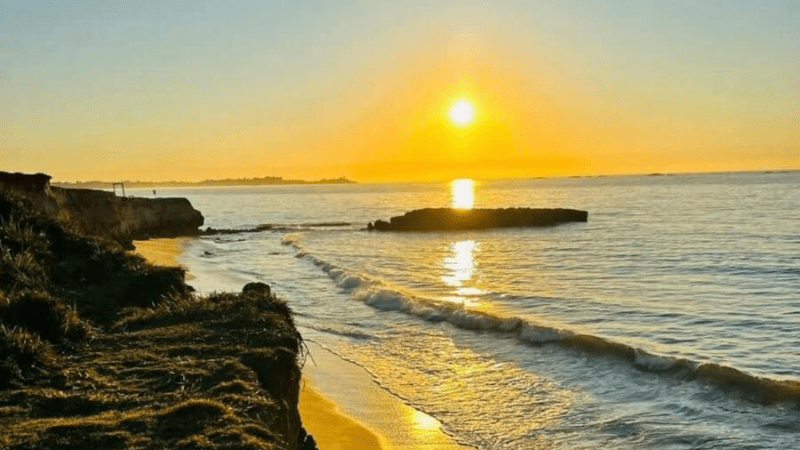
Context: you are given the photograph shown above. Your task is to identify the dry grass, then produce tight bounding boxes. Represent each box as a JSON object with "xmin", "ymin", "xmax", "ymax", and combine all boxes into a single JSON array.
[
  {"xmin": 0, "ymin": 291, "xmax": 91, "ymax": 343},
  {"xmin": 0, "ymin": 325, "xmax": 55, "ymax": 389}
]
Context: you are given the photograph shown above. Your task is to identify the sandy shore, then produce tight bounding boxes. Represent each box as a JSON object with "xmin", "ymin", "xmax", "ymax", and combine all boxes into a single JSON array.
[
  {"xmin": 133, "ymin": 238, "xmax": 195, "ymax": 279},
  {"xmin": 133, "ymin": 237, "xmax": 187, "ymax": 267},
  {"xmin": 300, "ymin": 379, "xmax": 388, "ymax": 450}
]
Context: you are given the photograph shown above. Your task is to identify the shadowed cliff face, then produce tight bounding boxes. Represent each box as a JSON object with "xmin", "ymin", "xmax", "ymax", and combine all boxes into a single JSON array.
[
  {"xmin": 54, "ymin": 187, "xmax": 204, "ymax": 241},
  {"xmin": 0, "ymin": 172, "xmax": 203, "ymax": 247}
]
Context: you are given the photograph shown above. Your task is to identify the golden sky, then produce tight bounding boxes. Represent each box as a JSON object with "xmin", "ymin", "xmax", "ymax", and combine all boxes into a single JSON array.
[{"xmin": 2, "ymin": 2, "xmax": 798, "ymax": 182}]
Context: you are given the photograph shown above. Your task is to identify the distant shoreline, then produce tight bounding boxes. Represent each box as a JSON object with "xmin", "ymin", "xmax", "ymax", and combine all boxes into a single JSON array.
[
  {"xmin": 53, "ymin": 176, "xmax": 356, "ymax": 189},
  {"xmin": 49, "ymin": 168, "xmax": 799, "ymax": 190}
]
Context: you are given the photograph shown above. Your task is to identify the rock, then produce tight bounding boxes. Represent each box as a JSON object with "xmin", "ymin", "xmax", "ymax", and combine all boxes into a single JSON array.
[
  {"xmin": 0, "ymin": 172, "xmax": 52, "ymax": 193},
  {"xmin": 372, "ymin": 219, "xmax": 390, "ymax": 230},
  {"xmin": 369, "ymin": 207, "xmax": 588, "ymax": 231},
  {"xmin": 299, "ymin": 427, "xmax": 319, "ymax": 450},
  {"xmin": 242, "ymin": 282, "xmax": 272, "ymax": 298}
]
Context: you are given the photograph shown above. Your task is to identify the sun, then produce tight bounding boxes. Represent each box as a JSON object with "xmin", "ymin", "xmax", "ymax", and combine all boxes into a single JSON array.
[{"xmin": 449, "ymin": 99, "xmax": 474, "ymax": 126}]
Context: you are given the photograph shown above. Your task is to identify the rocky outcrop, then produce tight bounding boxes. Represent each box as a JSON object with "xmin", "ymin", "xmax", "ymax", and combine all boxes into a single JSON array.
[
  {"xmin": 0, "ymin": 171, "xmax": 203, "ymax": 247},
  {"xmin": 368, "ymin": 207, "xmax": 588, "ymax": 231}
]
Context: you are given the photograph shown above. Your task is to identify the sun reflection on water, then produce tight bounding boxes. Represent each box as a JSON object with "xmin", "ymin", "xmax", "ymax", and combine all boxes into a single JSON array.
[
  {"xmin": 451, "ymin": 178, "xmax": 475, "ymax": 209},
  {"xmin": 441, "ymin": 240, "xmax": 487, "ymax": 307},
  {"xmin": 407, "ymin": 408, "xmax": 442, "ymax": 434},
  {"xmin": 442, "ymin": 240, "xmax": 476, "ymax": 287}
]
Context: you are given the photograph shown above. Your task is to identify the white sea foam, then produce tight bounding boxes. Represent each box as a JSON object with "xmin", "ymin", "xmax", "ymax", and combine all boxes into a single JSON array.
[
  {"xmin": 633, "ymin": 349, "xmax": 681, "ymax": 371},
  {"xmin": 362, "ymin": 289, "xmax": 411, "ymax": 312}
]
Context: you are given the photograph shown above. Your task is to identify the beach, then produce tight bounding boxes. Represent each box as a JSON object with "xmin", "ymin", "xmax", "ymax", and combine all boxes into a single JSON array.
[
  {"xmin": 133, "ymin": 237, "xmax": 194, "ymax": 278},
  {"xmin": 134, "ymin": 238, "xmax": 467, "ymax": 450},
  {"xmin": 301, "ymin": 341, "xmax": 470, "ymax": 450},
  {"xmin": 298, "ymin": 380, "xmax": 387, "ymax": 450}
]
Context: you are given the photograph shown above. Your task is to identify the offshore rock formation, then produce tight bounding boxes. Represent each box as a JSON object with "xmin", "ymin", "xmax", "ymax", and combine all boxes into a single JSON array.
[
  {"xmin": 0, "ymin": 191, "xmax": 314, "ymax": 450},
  {"xmin": 0, "ymin": 171, "xmax": 203, "ymax": 248},
  {"xmin": 368, "ymin": 207, "xmax": 588, "ymax": 231}
]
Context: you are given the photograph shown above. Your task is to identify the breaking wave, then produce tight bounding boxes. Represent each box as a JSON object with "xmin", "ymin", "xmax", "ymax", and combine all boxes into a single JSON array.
[{"xmin": 282, "ymin": 232, "xmax": 800, "ymax": 407}]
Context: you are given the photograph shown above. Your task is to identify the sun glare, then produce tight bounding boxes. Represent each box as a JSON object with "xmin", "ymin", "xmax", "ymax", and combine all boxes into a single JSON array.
[
  {"xmin": 451, "ymin": 178, "xmax": 475, "ymax": 209},
  {"xmin": 449, "ymin": 100, "xmax": 474, "ymax": 126}
]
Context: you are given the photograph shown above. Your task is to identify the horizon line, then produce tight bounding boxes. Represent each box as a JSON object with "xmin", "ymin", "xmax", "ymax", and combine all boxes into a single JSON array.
[{"xmin": 43, "ymin": 167, "xmax": 800, "ymax": 187}]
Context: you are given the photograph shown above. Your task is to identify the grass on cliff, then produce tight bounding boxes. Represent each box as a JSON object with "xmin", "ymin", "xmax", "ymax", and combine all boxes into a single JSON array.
[
  {"xmin": 116, "ymin": 285, "xmax": 303, "ymax": 361},
  {"xmin": 0, "ymin": 325, "xmax": 54, "ymax": 390},
  {"xmin": 0, "ymin": 193, "xmax": 191, "ymax": 320},
  {"xmin": 0, "ymin": 191, "xmax": 193, "ymax": 388}
]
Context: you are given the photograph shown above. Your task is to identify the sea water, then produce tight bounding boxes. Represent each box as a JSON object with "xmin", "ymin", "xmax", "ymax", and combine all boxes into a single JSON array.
[{"xmin": 134, "ymin": 171, "xmax": 800, "ymax": 449}]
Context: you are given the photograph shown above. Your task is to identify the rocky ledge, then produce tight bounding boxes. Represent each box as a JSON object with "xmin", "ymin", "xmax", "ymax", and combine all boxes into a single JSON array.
[
  {"xmin": 0, "ymin": 172, "xmax": 203, "ymax": 248},
  {"xmin": 368, "ymin": 207, "xmax": 588, "ymax": 231}
]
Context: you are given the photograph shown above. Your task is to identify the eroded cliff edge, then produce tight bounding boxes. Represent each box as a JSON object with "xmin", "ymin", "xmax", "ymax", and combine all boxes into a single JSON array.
[
  {"xmin": 0, "ymin": 172, "xmax": 203, "ymax": 248},
  {"xmin": 0, "ymin": 190, "xmax": 314, "ymax": 449}
]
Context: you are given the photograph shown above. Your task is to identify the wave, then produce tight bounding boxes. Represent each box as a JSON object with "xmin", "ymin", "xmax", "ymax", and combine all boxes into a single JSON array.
[
  {"xmin": 306, "ymin": 325, "xmax": 376, "ymax": 341},
  {"xmin": 281, "ymin": 232, "xmax": 800, "ymax": 407}
]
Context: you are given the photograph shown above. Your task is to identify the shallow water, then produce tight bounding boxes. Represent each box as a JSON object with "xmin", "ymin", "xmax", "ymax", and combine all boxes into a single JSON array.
[{"xmin": 136, "ymin": 171, "xmax": 800, "ymax": 449}]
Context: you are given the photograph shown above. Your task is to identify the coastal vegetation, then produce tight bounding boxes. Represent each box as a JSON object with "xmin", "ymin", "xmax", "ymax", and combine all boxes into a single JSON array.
[{"xmin": 0, "ymin": 191, "xmax": 314, "ymax": 449}]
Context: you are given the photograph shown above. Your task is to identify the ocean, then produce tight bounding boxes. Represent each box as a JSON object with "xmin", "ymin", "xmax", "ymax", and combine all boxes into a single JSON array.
[{"xmin": 135, "ymin": 171, "xmax": 800, "ymax": 449}]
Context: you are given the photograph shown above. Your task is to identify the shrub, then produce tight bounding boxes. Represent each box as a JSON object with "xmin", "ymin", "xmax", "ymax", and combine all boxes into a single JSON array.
[
  {"xmin": 0, "ymin": 291, "xmax": 90, "ymax": 343},
  {"xmin": 0, "ymin": 325, "xmax": 54, "ymax": 388},
  {"xmin": 0, "ymin": 246, "xmax": 47, "ymax": 292}
]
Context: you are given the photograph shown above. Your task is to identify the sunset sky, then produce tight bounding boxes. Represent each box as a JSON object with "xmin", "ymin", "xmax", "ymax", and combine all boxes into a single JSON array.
[{"xmin": 2, "ymin": 1, "xmax": 798, "ymax": 182}]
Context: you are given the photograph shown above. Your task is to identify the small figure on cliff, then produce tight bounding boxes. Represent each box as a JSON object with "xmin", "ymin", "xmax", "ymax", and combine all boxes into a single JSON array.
[{"xmin": 153, "ymin": 189, "xmax": 157, "ymax": 196}]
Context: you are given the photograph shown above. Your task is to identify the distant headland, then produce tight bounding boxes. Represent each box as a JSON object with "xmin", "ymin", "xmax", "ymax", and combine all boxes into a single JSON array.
[{"xmin": 53, "ymin": 176, "xmax": 356, "ymax": 189}]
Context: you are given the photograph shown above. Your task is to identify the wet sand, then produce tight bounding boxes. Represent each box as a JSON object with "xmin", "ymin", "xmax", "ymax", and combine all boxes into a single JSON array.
[
  {"xmin": 299, "ymin": 379, "xmax": 388, "ymax": 450},
  {"xmin": 302, "ymin": 341, "xmax": 470, "ymax": 450}
]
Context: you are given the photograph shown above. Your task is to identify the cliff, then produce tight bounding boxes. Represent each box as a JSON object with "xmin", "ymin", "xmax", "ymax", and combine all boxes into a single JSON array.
[
  {"xmin": 0, "ymin": 172, "xmax": 203, "ymax": 247},
  {"xmin": 0, "ymin": 190, "xmax": 314, "ymax": 449},
  {"xmin": 369, "ymin": 207, "xmax": 588, "ymax": 231}
]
